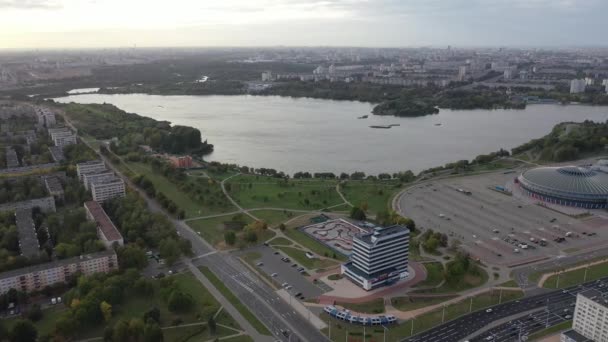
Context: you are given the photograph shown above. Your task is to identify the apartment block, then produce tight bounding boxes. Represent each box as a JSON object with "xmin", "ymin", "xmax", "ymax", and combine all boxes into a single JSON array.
[
  {"xmin": 84, "ymin": 201, "xmax": 124, "ymax": 248},
  {"xmin": 82, "ymin": 170, "xmax": 115, "ymax": 191},
  {"xmin": 43, "ymin": 176, "xmax": 64, "ymax": 200},
  {"xmin": 5, "ymin": 147, "xmax": 20, "ymax": 168},
  {"xmin": 76, "ymin": 160, "xmax": 106, "ymax": 181},
  {"xmin": 0, "ymin": 250, "xmax": 118, "ymax": 294},
  {"xmin": 90, "ymin": 177, "xmax": 126, "ymax": 202},
  {"xmin": 15, "ymin": 208, "xmax": 40, "ymax": 258}
]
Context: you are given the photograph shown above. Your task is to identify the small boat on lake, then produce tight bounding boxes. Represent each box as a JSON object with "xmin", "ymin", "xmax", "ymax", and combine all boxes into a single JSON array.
[
  {"xmin": 358, "ymin": 115, "xmax": 369, "ymax": 119},
  {"xmin": 435, "ymin": 123, "xmax": 442, "ymax": 126},
  {"xmin": 369, "ymin": 125, "xmax": 392, "ymax": 129}
]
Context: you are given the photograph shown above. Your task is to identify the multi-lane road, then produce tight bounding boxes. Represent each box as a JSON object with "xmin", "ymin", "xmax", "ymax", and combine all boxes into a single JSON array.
[
  {"xmin": 406, "ymin": 276, "xmax": 608, "ymax": 342},
  {"xmin": 81, "ymin": 139, "xmax": 329, "ymax": 342}
]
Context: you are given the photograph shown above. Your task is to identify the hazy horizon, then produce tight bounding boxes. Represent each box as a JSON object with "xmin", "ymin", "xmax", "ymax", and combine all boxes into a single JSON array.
[{"xmin": 1, "ymin": 0, "xmax": 606, "ymax": 49}]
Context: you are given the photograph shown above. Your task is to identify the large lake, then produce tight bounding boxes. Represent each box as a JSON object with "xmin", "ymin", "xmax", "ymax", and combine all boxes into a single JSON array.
[{"xmin": 53, "ymin": 94, "xmax": 608, "ymax": 175}]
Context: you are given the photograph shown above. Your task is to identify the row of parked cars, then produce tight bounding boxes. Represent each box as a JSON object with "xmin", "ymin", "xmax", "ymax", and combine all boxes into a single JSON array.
[{"xmin": 324, "ymin": 306, "xmax": 397, "ymax": 326}]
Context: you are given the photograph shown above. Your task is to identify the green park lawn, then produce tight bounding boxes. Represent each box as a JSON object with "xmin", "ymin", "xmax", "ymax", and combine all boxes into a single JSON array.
[
  {"xmin": 250, "ymin": 209, "xmax": 298, "ymax": 226},
  {"xmin": 392, "ymin": 295, "xmax": 457, "ymax": 312},
  {"xmin": 339, "ymin": 180, "xmax": 401, "ymax": 214},
  {"xmin": 412, "ymin": 264, "xmax": 489, "ymax": 294},
  {"xmin": 336, "ymin": 298, "xmax": 385, "ymax": 314},
  {"xmin": 225, "ymin": 175, "xmax": 343, "ymax": 210},
  {"xmin": 543, "ymin": 260, "xmax": 608, "ymax": 289},
  {"xmin": 124, "ymin": 161, "xmax": 236, "ymax": 218},
  {"xmin": 268, "ymin": 237, "xmax": 293, "ymax": 246},
  {"xmin": 276, "ymin": 246, "xmax": 339, "ymax": 270},
  {"xmin": 413, "ymin": 262, "xmax": 444, "ymax": 288},
  {"xmin": 187, "ymin": 214, "xmax": 254, "ymax": 246}
]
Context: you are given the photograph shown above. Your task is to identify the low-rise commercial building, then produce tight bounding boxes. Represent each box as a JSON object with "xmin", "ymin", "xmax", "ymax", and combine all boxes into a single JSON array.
[
  {"xmin": 561, "ymin": 329, "xmax": 594, "ymax": 342},
  {"xmin": 0, "ymin": 250, "xmax": 118, "ymax": 294},
  {"xmin": 571, "ymin": 289, "xmax": 608, "ymax": 342},
  {"xmin": 84, "ymin": 201, "xmax": 124, "ymax": 248},
  {"xmin": 168, "ymin": 155, "xmax": 193, "ymax": 169},
  {"xmin": 77, "ymin": 160, "xmax": 106, "ymax": 181},
  {"xmin": 15, "ymin": 208, "xmax": 40, "ymax": 258},
  {"xmin": 341, "ymin": 225, "xmax": 410, "ymax": 290},
  {"xmin": 90, "ymin": 177, "xmax": 126, "ymax": 202}
]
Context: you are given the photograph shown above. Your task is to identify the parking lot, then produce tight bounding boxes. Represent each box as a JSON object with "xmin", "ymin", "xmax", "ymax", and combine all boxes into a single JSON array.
[
  {"xmin": 248, "ymin": 246, "xmax": 327, "ymax": 300},
  {"xmin": 398, "ymin": 171, "xmax": 608, "ymax": 266}
]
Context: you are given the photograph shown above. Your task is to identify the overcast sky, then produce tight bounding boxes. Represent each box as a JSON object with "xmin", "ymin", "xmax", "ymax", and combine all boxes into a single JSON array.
[{"xmin": 0, "ymin": 0, "xmax": 606, "ymax": 49}]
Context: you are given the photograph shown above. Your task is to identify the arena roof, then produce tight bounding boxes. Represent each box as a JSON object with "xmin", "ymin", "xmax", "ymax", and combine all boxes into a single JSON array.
[{"xmin": 520, "ymin": 166, "xmax": 608, "ymax": 197}]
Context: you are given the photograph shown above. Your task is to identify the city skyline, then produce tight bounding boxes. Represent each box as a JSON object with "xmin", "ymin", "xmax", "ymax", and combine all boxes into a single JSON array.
[{"xmin": 0, "ymin": 0, "xmax": 607, "ymax": 49}]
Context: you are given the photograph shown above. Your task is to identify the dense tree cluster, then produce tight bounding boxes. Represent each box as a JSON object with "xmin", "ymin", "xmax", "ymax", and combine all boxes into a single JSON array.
[
  {"xmin": 60, "ymin": 103, "xmax": 213, "ymax": 156},
  {"xmin": 0, "ymin": 177, "xmax": 46, "ymax": 205},
  {"xmin": 511, "ymin": 120, "xmax": 608, "ymax": 162},
  {"xmin": 104, "ymin": 193, "xmax": 192, "ymax": 264}
]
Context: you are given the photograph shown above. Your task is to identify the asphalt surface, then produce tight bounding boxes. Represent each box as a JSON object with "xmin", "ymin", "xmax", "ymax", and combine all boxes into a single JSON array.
[
  {"xmin": 397, "ymin": 172, "xmax": 602, "ymax": 267},
  {"xmin": 404, "ymin": 276, "xmax": 608, "ymax": 342},
  {"xmin": 249, "ymin": 245, "xmax": 325, "ymax": 299}
]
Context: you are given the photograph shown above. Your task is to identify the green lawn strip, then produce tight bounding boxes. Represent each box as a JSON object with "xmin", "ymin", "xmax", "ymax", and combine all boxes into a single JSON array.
[
  {"xmin": 336, "ymin": 298, "xmax": 385, "ymax": 314},
  {"xmin": 250, "ymin": 209, "xmax": 299, "ymax": 226},
  {"xmin": 226, "ymin": 177, "xmax": 342, "ymax": 210},
  {"xmin": 186, "ymin": 215, "xmax": 254, "ymax": 246},
  {"xmin": 498, "ymin": 279, "xmax": 519, "ymax": 287},
  {"xmin": 277, "ymin": 246, "xmax": 338, "ymax": 270},
  {"xmin": 413, "ymin": 262, "xmax": 444, "ymax": 288},
  {"xmin": 392, "ymin": 295, "xmax": 457, "ymax": 311},
  {"xmin": 283, "ymin": 228, "xmax": 347, "ymax": 262},
  {"xmin": 220, "ymin": 335, "xmax": 255, "ymax": 342},
  {"xmin": 199, "ymin": 266, "xmax": 271, "ymax": 336},
  {"xmin": 527, "ymin": 320, "xmax": 572, "ymax": 340},
  {"xmin": 528, "ymin": 256, "xmax": 608, "ymax": 286},
  {"xmin": 268, "ymin": 237, "xmax": 293, "ymax": 246},
  {"xmin": 543, "ymin": 260, "xmax": 608, "ymax": 289},
  {"xmin": 339, "ymin": 180, "xmax": 401, "ymax": 214},
  {"xmin": 328, "ymin": 274, "xmax": 343, "ymax": 281},
  {"xmin": 125, "ymin": 161, "xmax": 236, "ymax": 218},
  {"xmin": 162, "ymin": 324, "xmax": 236, "ymax": 342},
  {"xmin": 411, "ymin": 265, "xmax": 489, "ymax": 294}
]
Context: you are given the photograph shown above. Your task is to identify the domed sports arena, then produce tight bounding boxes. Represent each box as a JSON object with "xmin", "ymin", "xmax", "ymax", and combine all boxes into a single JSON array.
[{"xmin": 517, "ymin": 163, "xmax": 608, "ymax": 209}]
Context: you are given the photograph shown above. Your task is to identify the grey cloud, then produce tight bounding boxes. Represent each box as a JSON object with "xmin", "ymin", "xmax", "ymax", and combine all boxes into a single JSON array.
[{"xmin": 0, "ymin": 0, "xmax": 61, "ymax": 9}]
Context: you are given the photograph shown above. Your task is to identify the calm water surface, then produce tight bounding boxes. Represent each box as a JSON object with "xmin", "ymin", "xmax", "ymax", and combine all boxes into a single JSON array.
[{"xmin": 54, "ymin": 94, "xmax": 608, "ymax": 175}]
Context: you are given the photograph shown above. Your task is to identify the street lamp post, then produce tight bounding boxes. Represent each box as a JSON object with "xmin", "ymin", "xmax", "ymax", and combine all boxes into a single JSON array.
[
  {"xmin": 499, "ymin": 289, "xmax": 503, "ymax": 304},
  {"xmin": 469, "ymin": 296, "xmax": 473, "ymax": 313},
  {"xmin": 442, "ymin": 304, "xmax": 447, "ymax": 323},
  {"xmin": 584, "ymin": 265, "xmax": 589, "ymax": 282},
  {"xmin": 411, "ymin": 318, "xmax": 414, "ymax": 336},
  {"xmin": 383, "ymin": 326, "xmax": 389, "ymax": 342}
]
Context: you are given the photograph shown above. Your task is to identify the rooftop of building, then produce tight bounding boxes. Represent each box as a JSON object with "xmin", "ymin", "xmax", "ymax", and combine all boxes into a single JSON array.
[
  {"xmin": 77, "ymin": 160, "xmax": 104, "ymax": 167},
  {"xmin": 520, "ymin": 165, "xmax": 608, "ymax": 196},
  {"xmin": 562, "ymin": 329, "xmax": 594, "ymax": 342},
  {"xmin": 15, "ymin": 208, "xmax": 39, "ymax": 257},
  {"xmin": 0, "ymin": 250, "xmax": 116, "ymax": 280},
  {"xmin": 82, "ymin": 169, "xmax": 114, "ymax": 178},
  {"xmin": 357, "ymin": 225, "xmax": 409, "ymax": 245},
  {"xmin": 579, "ymin": 288, "xmax": 608, "ymax": 309},
  {"xmin": 84, "ymin": 201, "xmax": 123, "ymax": 242},
  {"xmin": 44, "ymin": 176, "xmax": 63, "ymax": 193},
  {"xmin": 90, "ymin": 176, "xmax": 123, "ymax": 187}
]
